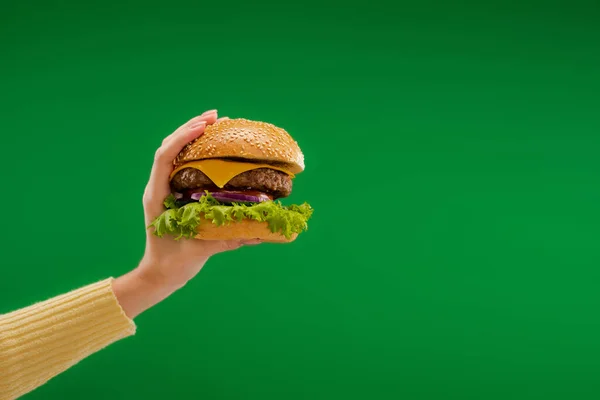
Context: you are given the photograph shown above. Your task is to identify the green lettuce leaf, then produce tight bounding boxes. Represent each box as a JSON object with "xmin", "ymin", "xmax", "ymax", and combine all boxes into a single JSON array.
[
  {"xmin": 148, "ymin": 193, "xmax": 313, "ymax": 240},
  {"xmin": 163, "ymin": 193, "xmax": 179, "ymax": 210}
]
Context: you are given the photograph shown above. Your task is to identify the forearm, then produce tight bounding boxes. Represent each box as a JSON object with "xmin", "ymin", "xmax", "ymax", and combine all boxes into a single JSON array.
[
  {"xmin": 0, "ymin": 260, "xmax": 192, "ymax": 399},
  {"xmin": 0, "ymin": 279, "xmax": 136, "ymax": 400}
]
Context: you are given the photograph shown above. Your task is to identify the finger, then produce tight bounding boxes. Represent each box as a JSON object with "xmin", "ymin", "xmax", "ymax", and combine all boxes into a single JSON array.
[
  {"xmin": 201, "ymin": 109, "xmax": 217, "ymax": 116},
  {"xmin": 181, "ymin": 110, "xmax": 218, "ymax": 133},
  {"xmin": 216, "ymin": 116, "xmax": 230, "ymax": 122},
  {"xmin": 153, "ymin": 111, "xmax": 218, "ymax": 180},
  {"xmin": 161, "ymin": 109, "xmax": 217, "ymax": 146},
  {"xmin": 144, "ymin": 122, "xmax": 207, "ymax": 218},
  {"xmin": 163, "ymin": 113, "xmax": 218, "ymax": 160},
  {"xmin": 143, "ymin": 113, "xmax": 218, "ymax": 220}
]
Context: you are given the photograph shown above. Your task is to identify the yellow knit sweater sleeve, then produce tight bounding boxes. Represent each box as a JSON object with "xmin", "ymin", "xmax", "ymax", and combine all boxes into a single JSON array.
[{"xmin": 0, "ymin": 278, "xmax": 136, "ymax": 400}]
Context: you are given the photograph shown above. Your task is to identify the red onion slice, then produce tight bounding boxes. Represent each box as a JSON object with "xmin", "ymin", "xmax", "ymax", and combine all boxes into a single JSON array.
[
  {"xmin": 190, "ymin": 192, "xmax": 203, "ymax": 200},
  {"xmin": 190, "ymin": 191, "xmax": 270, "ymax": 203}
]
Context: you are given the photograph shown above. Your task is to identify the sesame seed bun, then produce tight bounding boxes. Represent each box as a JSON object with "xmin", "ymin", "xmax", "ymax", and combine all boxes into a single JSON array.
[
  {"xmin": 194, "ymin": 218, "xmax": 297, "ymax": 243},
  {"xmin": 174, "ymin": 118, "xmax": 305, "ymax": 174}
]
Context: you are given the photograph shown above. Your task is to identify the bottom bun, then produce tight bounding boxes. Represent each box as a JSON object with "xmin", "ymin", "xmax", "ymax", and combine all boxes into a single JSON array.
[{"xmin": 194, "ymin": 218, "xmax": 298, "ymax": 243}]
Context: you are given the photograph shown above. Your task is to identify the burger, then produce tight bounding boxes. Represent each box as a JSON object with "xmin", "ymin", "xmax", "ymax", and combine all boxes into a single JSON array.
[{"xmin": 148, "ymin": 118, "xmax": 313, "ymax": 242}]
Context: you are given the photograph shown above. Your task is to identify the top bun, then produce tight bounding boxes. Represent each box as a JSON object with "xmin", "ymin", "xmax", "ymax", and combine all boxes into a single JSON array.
[{"xmin": 174, "ymin": 118, "xmax": 305, "ymax": 174}]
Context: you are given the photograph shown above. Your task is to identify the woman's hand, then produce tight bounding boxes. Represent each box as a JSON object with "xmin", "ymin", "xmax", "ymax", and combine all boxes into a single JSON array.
[{"xmin": 113, "ymin": 110, "xmax": 260, "ymax": 318}]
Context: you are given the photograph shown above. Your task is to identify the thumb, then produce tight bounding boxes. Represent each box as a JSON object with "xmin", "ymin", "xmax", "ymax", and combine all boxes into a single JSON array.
[
  {"xmin": 241, "ymin": 239, "xmax": 262, "ymax": 246},
  {"xmin": 203, "ymin": 239, "xmax": 245, "ymax": 255},
  {"xmin": 197, "ymin": 239, "xmax": 262, "ymax": 257}
]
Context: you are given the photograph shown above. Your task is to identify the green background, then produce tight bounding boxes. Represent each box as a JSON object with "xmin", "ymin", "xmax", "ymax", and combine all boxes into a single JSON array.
[{"xmin": 1, "ymin": 0, "xmax": 600, "ymax": 399}]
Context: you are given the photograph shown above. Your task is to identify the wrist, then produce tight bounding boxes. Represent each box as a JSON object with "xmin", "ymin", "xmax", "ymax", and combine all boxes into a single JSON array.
[{"xmin": 112, "ymin": 265, "xmax": 181, "ymax": 319}]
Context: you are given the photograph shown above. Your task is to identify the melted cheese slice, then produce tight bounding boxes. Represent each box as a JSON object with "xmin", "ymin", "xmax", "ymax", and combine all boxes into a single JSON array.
[{"xmin": 170, "ymin": 159, "xmax": 295, "ymax": 188}]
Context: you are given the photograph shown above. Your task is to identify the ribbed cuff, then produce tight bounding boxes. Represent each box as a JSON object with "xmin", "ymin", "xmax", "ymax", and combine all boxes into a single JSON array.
[{"xmin": 0, "ymin": 278, "xmax": 136, "ymax": 400}]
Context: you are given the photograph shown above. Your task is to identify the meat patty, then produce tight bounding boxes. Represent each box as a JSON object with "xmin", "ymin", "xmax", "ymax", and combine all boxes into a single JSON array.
[{"xmin": 171, "ymin": 167, "xmax": 292, "ymax": 198}]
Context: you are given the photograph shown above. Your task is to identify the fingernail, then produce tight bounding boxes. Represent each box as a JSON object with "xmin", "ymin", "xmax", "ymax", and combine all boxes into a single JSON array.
[
  {"xmin": 189, "ymin": 120, "xmax": 206, "ymax": 129},
  {"xmin": 202, "ymin": 109, "xmax": 217, "ymax": 115}
]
